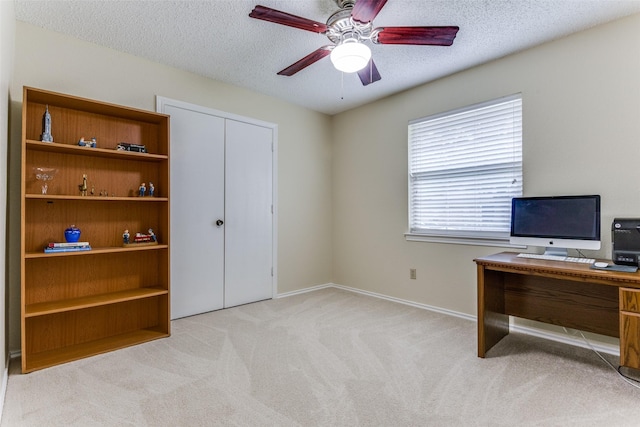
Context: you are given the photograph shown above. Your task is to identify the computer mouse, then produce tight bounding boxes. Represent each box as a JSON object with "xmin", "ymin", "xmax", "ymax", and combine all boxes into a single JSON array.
[{"xmin": 594, "ymin": 262, "xmax": 608, "ymax": 268}]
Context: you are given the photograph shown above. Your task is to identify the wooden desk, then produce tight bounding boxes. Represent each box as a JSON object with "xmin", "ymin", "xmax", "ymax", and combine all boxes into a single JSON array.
[{"xmin": 475, "ymin": 252, "xmax": 640, "ymax": 369}]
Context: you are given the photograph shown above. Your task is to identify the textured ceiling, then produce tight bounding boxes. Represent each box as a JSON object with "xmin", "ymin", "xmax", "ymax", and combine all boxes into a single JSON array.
[{"xmin": 13, "ymin": 0, "xmax": 640, "ymax": 115}]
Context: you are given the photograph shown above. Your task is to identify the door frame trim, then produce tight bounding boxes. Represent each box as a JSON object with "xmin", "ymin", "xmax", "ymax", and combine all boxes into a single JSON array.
[{"xmin": 156, "ymin": 96, "xmax": 279, "ymax": 300}]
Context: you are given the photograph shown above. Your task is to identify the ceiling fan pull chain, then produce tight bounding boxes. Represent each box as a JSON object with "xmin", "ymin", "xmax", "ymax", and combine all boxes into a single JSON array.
[{"xmin": 341, "ymin": 71, "xmax": 344, "ymax": 100}]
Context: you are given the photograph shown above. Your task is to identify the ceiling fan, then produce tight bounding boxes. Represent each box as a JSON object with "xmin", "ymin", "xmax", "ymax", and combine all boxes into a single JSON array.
[{"xmin": 249, "ymin": 0, "xmax": 459, "ymax": 86}]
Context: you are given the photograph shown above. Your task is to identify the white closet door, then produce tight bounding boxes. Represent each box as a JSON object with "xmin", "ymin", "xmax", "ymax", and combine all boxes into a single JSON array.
[
  {"xmin": 166, "ymin": 105, "xmax": 225, "ymax": 319},
  {"xmin": 224, "ymin": 119, "xmax": 273, "ymax": 307}
]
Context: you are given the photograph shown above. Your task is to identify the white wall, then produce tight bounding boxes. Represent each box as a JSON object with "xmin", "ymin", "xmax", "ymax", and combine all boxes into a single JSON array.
[
  {"xmin": 0, "ymin": 0, "xmax": 15, "ymax": 410},
  {"xmin": 8, "ymin": 22, "xmax": 334, "ymax": 353},
  {"xmin": 332, "ymin": 13, "xmax": 640, "ymax": 330}
]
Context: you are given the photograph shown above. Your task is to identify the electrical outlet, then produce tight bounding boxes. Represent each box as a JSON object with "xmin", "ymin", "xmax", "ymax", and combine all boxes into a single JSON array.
[{"xmin": 410, "ymin": 268, "xmax": 416, "ymax": 279}]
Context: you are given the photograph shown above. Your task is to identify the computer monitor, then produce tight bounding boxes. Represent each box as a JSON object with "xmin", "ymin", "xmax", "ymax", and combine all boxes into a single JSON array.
[{"xmin": 510, "ymin": 195, "xmax": 601, "ymax": 256}]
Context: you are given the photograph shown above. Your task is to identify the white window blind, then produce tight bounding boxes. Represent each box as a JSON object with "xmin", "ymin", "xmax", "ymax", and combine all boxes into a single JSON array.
[{"xmin": 408, "ymin": 94, "xmax": 522, "ymax": 245}]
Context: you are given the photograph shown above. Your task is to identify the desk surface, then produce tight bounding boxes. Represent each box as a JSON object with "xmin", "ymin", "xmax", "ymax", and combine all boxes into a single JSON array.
[{"xmin": 474, "ymin": 252, "xmax": 640, "ymax": 289}]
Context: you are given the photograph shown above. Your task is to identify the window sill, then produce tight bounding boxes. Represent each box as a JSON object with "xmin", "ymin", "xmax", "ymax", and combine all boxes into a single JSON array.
[{"xmin": 405, "ymin": 232, "xmax": 526, "ymax": 249}]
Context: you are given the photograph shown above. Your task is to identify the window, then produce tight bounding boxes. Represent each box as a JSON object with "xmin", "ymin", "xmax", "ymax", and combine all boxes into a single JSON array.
[{"xmin": 407, "ymin": 94, "xmax": 522, "ymax": 246}]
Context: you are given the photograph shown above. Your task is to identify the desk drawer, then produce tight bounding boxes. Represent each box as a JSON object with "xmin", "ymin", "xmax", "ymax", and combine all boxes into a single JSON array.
[
  {"xmin": 620, "ymin": 288, "xmax": 640, "ymax": 369},
  {"xmin": 621, "ymin": 288, "xmax": 640, "ymax": 313},
  {"xmin": 620, "ymin": 312, "xmax": 640, "ymax": 368}
]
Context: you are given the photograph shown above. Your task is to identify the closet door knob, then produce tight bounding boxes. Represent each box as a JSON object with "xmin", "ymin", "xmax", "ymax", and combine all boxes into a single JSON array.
[{"xmin": 216, "ymin": 219, "xmax": 224, "ymax": 227}]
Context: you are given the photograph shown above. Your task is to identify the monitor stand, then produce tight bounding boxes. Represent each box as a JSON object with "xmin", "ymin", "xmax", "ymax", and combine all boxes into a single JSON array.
[{"xmin": 543, "ymin": 247, "xmax": 568, "ymax": 257}]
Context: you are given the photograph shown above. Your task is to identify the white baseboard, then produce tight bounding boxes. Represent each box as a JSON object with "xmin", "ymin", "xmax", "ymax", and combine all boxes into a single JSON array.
[
  {"xmin": 0, "ymin": 352, "xmax": 12, "ymax": 425},
  {"xmin": 278, "ymin": 283, "xmax": 619, "ymax": 356},
  {"xmin": 509, "ymin": 323, "xmax": 619, "ymax": 356},
  {"xmin": 276, "ymin": 283, "xmax": 333, "ymax": 299},
  {"xmin": 330, "ymin": 283, "xmax": 477, "ymax": 322}
]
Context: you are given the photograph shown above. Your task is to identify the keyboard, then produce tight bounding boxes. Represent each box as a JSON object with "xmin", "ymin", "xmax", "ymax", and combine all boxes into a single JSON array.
[{"xmin": 516, "ymin": 253, "xmax": 595, "ymax": 264}]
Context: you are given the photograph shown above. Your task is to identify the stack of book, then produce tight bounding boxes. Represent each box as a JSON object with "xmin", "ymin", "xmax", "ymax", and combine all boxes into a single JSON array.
[{"xmin": 44, "ymin": 241, "xmax": 92, "ymax": 253}]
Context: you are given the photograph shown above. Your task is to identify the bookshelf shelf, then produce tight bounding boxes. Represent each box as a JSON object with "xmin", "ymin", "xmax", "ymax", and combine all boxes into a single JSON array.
[
  {"xmin": 26, "ymin": 139, "xmax": 168, "ymax": 161},
  {"xmin": 25, "ymin": 287, "xmax": 168, "ymax": 317},
  {"xmin": 24, "ymin": 328, "xmax": 168, "ymax": 373},
  {"xmin": 25, "ymin": 244, "xmax": 169, "ymax": 258},
  {"xmin": 25, "ymin": 194, "xmax": 169, "ymax": 202}
]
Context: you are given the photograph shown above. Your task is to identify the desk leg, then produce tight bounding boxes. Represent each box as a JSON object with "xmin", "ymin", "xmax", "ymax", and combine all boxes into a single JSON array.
[{"xmin": 477, "ymin": 265, "xmax": 509, "ymax": 357}]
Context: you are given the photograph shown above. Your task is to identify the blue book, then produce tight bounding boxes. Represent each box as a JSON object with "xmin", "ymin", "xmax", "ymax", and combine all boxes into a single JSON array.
[{"xmin": 44, "ymin": 246, "xmax": 92, "ymax": 253}]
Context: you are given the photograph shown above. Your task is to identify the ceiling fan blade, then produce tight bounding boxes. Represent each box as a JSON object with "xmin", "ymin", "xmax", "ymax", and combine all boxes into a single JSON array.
[
  {"xmin": 249, "ymin": 5, "xmax": 327, "ymax": 33},
  {"xmin": 357, "ymin": 59, "xmax": 381, "ymax": 86},
  {"xmin": 351, "ymin": 0, "xmax": 388, "ymax": 24},
  {"xmin": 277, "ymin": 46, "xmax": 333, "ymax": 76},
  {"xmin": 374, "ymin": 26, "xmax": 460, "ymax": 46}
]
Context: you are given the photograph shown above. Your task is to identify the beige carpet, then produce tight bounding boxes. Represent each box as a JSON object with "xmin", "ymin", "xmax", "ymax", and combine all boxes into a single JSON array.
[{"xmin": 2, "ymin": 287, "xmax": 640, "ymax": 426}]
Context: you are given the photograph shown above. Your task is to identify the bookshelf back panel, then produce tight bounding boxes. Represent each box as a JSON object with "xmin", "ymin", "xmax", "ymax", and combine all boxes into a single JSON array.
[
  {"xmin": 25, "ymin": 297, "xmax": 166, "ymax": 354},
  {"xmin": 25, "ymin": 101, "xmax": 165, "ymax": 154},
  {"xmin": 25, "ymin": 198, "xmax": 166, "ymax": 251},
  {"xmin": 24, "ymin": 251, "xmax": 167, "ymax": 304},
  {"xmin": 26, "ymin": 150, "xmax": 167, "ymax": 198}
]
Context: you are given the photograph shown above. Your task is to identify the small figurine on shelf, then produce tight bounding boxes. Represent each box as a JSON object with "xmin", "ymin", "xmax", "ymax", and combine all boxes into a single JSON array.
[
  {"xmin": 41, "ymin": 105, "xmax": 53, "ymax": 143},
  {"xmin": 148, "ymin": 182, "xmax": 155, "ymax": 197},
  {"xmin": 78, "ymin": 137, "xmax": 97, "ymax": 148},
  {"xmin": 139, "ymin": 182, "xmax": 146, "ymax": 197},
  {"xmin": 123, "ymin": 229, "xmax": 159, "ymax": 246},
  {"xmin": 79, "ymin": 174, "xmax": 88, "ymax": 196}
]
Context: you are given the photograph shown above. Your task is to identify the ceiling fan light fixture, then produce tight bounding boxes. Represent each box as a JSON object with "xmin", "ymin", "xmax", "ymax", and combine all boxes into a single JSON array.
[{"xmin": 330, "ymin": 38, "xmax": 371, "ymax": 73}]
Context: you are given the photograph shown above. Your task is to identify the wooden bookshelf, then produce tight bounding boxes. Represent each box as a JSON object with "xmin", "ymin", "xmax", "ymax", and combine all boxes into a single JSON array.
[{"xmin": 21, "ymin": 87, "xmax": 170, "ymax": 373}]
